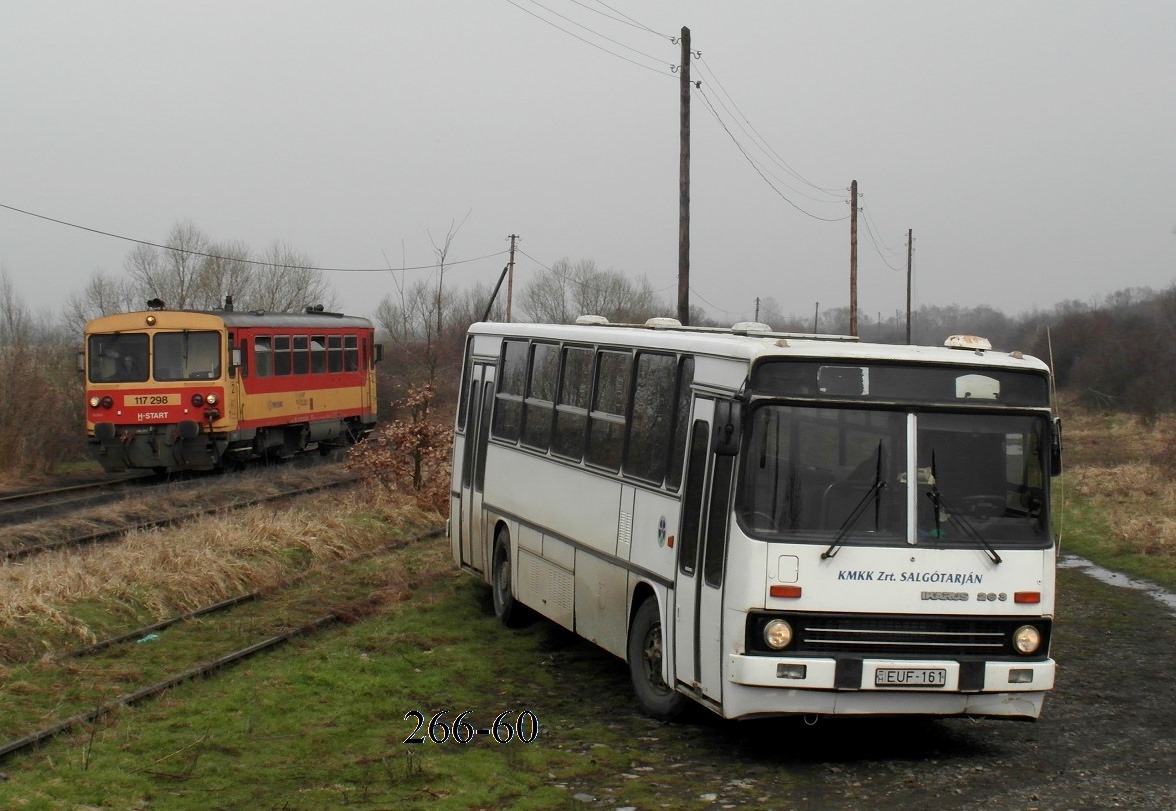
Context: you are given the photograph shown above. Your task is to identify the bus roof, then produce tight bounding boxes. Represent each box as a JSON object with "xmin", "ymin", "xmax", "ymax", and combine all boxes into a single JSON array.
[{"xmin": 466, "ymin": 319, "xmax": 1051, "ymax": 374}]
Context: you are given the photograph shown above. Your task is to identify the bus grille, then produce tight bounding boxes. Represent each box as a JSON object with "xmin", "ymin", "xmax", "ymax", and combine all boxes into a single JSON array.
[{"xmin": 748, "ymin": 613, "xmax": 1050, "ymax": 659}]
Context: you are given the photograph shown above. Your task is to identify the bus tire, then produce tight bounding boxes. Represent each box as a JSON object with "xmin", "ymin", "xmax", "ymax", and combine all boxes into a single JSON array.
[
  {"xmin": 627, "ymin": 597, "xmax": 687, "ymax": 721},
  {"xmin": 491, "ymin": 529, "xmax": 521, "ymax": 627}
]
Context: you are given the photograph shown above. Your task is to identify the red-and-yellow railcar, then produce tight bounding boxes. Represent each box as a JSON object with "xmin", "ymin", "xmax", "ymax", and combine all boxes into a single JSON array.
[{"xmin": 84, "ymin": 304, "xmax": 380, "ymax": 473}]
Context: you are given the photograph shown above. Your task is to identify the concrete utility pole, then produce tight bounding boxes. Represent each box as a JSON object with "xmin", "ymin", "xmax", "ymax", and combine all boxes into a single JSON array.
[
  {"xmin": 849, "ymin": 179, "xmax": 858, "ymax": 337},
  {"xmin": 506, "ymin": 234, "xmax": 518, "ymax": 323},
  {"xmin": 905, "ymin": 228, "xmax": 913, "ymax": 344},
  {"xmin": 677, "ymin": 26, "xmax": 691, "ymax": 326}
]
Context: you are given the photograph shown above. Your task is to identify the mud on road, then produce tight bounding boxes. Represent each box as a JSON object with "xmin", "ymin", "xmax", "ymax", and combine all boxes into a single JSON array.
[{"xmin": 534, "ymin": 565, "xmax": 1176, "ymax": 811}]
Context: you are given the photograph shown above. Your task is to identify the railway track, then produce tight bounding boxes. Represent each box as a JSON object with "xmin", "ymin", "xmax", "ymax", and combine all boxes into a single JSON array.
[
  {"xmin": 0, "ymin": 526, "xmax": 445, "ymax": 763},
  {"xmin": 0, "ymin": 475, "xmax": 360, "ymax": 561},
  {"xmin": 0, "ymin": 473, "xmax": 158, "ymax": 527}
]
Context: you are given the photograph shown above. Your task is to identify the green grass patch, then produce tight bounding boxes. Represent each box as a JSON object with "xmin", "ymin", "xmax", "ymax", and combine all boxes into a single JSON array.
[{"xmin": 1056, "ymin": 483, "xmax": 1176, "ymax": 593}]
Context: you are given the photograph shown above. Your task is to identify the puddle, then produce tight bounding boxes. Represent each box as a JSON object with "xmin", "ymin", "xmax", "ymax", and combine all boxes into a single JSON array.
[{"xmin": 1058, "ymin": 554, "xmax": 1176, "ymax": 613}]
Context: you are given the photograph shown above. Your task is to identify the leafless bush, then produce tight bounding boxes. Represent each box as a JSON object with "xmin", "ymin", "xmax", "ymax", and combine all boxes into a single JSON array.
[{"xmin": 347, "ymin": 383, "xmax": 454, "ymax": 512}]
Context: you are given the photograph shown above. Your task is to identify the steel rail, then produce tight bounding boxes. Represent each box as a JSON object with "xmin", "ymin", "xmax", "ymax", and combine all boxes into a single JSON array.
[
  {"xmin": 0, "ymin": 526, "xmax": 446, "ymax": 763},
  {"xmin": 3, "ymin": 477, "xmax": 360, "ymax": 561}
]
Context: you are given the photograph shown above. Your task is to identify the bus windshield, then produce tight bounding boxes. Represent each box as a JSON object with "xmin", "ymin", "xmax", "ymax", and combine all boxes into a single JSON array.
[{"xmin": 736, "ymin": 405, "xmax": 1050, "ymax": 549}]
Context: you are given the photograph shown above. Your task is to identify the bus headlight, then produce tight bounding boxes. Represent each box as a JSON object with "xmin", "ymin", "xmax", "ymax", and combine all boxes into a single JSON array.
[
  {"xmin": 763, "ymin": 619, "xmax": 793, "ymax": 650},
  {"xmin": 1012, "ymin": 624, "xmax": 1042, "ymax": 655}
]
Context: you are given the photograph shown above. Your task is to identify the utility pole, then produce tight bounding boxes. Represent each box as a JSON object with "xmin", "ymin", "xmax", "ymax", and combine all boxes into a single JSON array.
[
  {"xmin": 849, "ymin": 179, "xmax": 858, "ymax": 337},
  {"xmin": 813, "ymin": 301, "xmax": 819, "ymax": 333},
  {"xmin": 677, "ymin": 26, "xmax": 691, "ymax": 326},
  {"xmin": 506, "ymin": 234, "xmax": 518, "ymax": 323},
  {"xmin": 754, "ymin": 296, "xmax": 760, "ymax": 322},
  {"xmin": 905, "ymin": 228, "xmax": 913, "ymax": 344}
]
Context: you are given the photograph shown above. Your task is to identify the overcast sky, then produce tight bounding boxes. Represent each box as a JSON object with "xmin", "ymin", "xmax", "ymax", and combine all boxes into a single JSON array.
[{"xmin": 2, "ymin": 1, "xmax": 1174, "ymax": 327}]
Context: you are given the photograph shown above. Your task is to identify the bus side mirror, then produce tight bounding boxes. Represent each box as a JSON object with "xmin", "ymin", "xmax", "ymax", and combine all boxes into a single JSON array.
[
  {"xmin": 1050, "ymin": 418, "xmax": 1062, "ymax": 477},
  {"xmin": 713, "ymin": 400, "xmax": 742, "ymax": 457}
]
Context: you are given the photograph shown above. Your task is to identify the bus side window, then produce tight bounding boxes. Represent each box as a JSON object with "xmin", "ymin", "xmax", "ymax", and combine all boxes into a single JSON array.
[
  {"xmin": 678, "ymin": 420, "xmax": 710, "ymax": 576},
  {"xmin": 521, "ymin": 342, "xmax": 558, "ymax": 451},
  {"xmin": 585, "ymin": 349, "xmax": 631, "ymax": 471},
  {"xmin": 492, "ymin": 339, "xmax": 527, "ymax": 443}
]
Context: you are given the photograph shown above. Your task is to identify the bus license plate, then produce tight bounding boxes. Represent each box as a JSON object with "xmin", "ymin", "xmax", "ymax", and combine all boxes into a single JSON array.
[{"xmin": 874, "ymin": 668, "xmax": 947, "ymax": 688}]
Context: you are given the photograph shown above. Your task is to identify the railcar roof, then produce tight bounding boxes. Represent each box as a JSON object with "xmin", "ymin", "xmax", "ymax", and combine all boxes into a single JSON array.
[
  {"xmin": 467, "ymin": 320, "xmax": 1051, "ymax": 374},
  {"xmin": 86, "ymin": 308, "xmax": 374, "ymax": 331}
]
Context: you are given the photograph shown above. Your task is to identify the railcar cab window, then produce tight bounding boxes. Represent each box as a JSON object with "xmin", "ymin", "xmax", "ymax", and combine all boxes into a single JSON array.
[
  {"xmin": 89, "ymin": 333, "xmax": 149, "ymax": 382},
  {"xmin": 154, "ymin": 331, "xmax": 221, "ymax": 381}
]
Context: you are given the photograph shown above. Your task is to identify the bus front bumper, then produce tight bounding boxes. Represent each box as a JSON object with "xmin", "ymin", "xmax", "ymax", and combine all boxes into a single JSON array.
[{"xmin": 725, "ymin": 653, "xmax": 1054, "ymax": 719}]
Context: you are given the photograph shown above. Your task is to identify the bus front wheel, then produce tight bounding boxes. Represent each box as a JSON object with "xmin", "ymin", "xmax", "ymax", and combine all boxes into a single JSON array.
[
  {"xmin": 627, "ymin": 597, "xmax": 687, "ymax": 721},
  {"xmin": 491, "ymin": 529, "xmax": 521, "ymax": 627}
]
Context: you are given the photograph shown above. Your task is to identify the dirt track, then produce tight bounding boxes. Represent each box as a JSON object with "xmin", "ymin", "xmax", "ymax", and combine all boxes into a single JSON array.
[{"xmin": 538, "ymin": 564, "xmax": 1176, "ymax": 810}]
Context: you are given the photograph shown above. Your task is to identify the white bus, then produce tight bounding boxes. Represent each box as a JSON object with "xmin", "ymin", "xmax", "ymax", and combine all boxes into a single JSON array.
[{"xmin": 449, "ymin": 318, "xmax": 1060, "ymax": 721}]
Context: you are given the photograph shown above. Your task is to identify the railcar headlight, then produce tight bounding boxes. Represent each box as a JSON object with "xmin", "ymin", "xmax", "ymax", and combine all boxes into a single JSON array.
[
  {"xmin": 89, "ymin": 396, "xmax": 101, "ymax": 408},
  {"xmin": 1012, "ymin": 624, "xmax": 1042, "ymax": 655},
  {"xmin": 100, "ymin": 396, "xmax": 113, "ymax": 409},
  {"xmin": 763, "ymin": 619, "xmax": 793, "ymax": 650},
  {"xmin": 205, "ymin": 393, "xmax": 218, "ymax": 405},
  {"xmin": 191, "ymin": 393, "xmax": 204, "ymax": 407}
]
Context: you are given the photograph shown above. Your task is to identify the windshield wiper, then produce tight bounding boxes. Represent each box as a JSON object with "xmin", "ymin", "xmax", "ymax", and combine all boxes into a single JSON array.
[
  {"xmin": 822, "ymin": 442, "xmax": 886, "ymax": 560},
  {"xmin": 925, "ymin": 449, "xmax": 1002, "ymax": 565}
]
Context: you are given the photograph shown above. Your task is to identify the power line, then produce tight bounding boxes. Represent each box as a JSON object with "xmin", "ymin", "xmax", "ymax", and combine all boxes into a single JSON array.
[
  {"xmin": 586, "ymin": 0, "xmax": 671, "ymax": 39},
  {"xmin": 562, "ymin": 0, "xmax": 671, "ymax": 39},
  {"xmin": 695, "ymin": 56, "xmax": 844, "ymax": 198},
  {"xmin": 693, "ymin": 86, "xmax": 849, "ymax": 223},
  {"xmin": 503, "ymin": 0, "xmax": 673, "ymax": 77},
  {"xmin": 0, "ymin": 201, "xmax": 508, "ymax": 274}
]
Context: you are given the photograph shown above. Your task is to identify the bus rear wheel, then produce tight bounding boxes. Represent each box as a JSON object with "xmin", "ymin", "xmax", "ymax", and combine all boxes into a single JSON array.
[
  {"xmin": 627, "ymin": 597, "xmax": 687, "ymax": 722},
  {"xmin": 491, "ymin": 529, "xmax": 521, "ymax": 627}
]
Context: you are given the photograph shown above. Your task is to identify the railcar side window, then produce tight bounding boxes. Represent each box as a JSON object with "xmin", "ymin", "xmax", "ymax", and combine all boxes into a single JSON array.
[
  {"xmin": 310, "ymin": 336, "xmax": 327, "ymax": 373},
  {"xmin": 254, "ymin": 337, "xmax": 272, "ymax": 377},
  {"xmin": 274, "ymin": 336, "xmax": 292, "ymax": 376},
  {"xmin": 293, "ymin": 336, "xmax": 309, "ymax": 375},
  {"xmin": 328, "ymin": 335, "xmax": 343, "ymax": 373},
  {"xmin": 344, "ymin": 336, "xmax": 359, "ymax": 371}
]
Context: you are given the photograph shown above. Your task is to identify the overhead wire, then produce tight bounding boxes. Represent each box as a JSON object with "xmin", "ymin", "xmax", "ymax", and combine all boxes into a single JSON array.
[
  {"xmin": 693, "ymin": 85, "xmax": 849, "ymax": 223},
  {"xmin": 694, "ymin": 56, "xmax": 844, "ymax": 198},
  {"xmin": 503, "ymin": 0, "xmax": 673, "ymax": 77},
  {"xmin": 573, "ymin": 0, "xmax": 673, "ymax": 39},
  {"xmin": 0, "ymin": 201, "xmax": 508, "ymax": 274}
]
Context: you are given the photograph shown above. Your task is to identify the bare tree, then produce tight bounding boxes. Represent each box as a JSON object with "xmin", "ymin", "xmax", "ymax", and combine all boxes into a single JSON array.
[
  {"xmin": 249, "ymin": 241, "xmax": 337, "ymax": 313},
  {"xmin": 62, "ymin": 270, "xmax": 140, "ymax": 336},
  {"xmin": 197, "ymin": 239, "xmax": 255, "ymax": 310},
  {"xmin": 123, "ymin": 220, "xmax": 210, "ymax": 309},
  {"xmin": 517, "ymin": 259, "xmax": 663, "ymax": 324}
]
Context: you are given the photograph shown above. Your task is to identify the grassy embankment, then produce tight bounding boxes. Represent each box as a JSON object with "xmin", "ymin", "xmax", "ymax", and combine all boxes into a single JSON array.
[{"xmin": 0, "ymin": 408, "xmax": 1172, "ymax": 808}]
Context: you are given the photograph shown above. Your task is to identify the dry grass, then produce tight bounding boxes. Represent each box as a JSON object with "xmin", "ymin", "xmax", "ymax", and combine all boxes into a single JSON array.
[
  {"xmin": 0, "ymin": 486, "xmax": 441, "ymax": 651},
  {"xmin": 1062, "ymin": 406, "xmax": 1176, "ymax": 560}
]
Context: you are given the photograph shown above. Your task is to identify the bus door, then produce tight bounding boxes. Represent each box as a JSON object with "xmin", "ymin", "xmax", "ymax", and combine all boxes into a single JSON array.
[
  {"xmin": 673, "ymin": 397, "xmax": 736, "ymax": 706},
  {"xmin": 458, "ymin": 363, "xmax": 495, "ymax": 574}
]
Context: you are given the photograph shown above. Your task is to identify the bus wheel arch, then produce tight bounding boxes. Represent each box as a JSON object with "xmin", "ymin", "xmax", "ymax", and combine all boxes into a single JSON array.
[
  {"xmin": 627, "ymin": 594, "xmax": 687, "ymax": 722},
  {"xmin": 491, "ymin": 525, "xmax": 522, "ymax": 627}
]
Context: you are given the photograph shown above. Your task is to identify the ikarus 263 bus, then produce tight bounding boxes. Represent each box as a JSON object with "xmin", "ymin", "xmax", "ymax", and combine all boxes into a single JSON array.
[{"xmin": 449, "ymin": 318, "xmax": 1060, "ymax": 721}]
